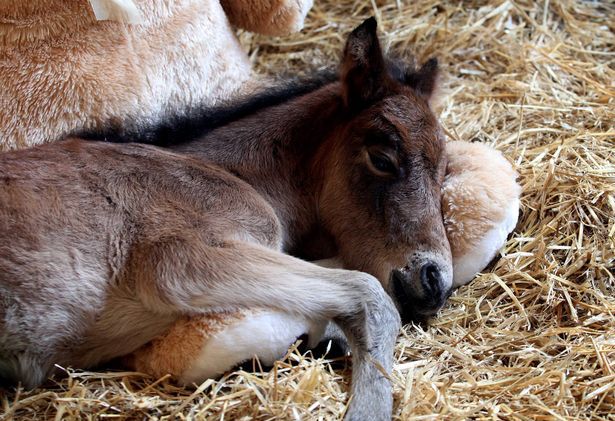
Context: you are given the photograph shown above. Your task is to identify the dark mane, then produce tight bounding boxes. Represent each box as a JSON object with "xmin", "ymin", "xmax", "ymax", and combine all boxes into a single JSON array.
[
  {"xmin": 77, "ymin": 69, "xmax": 339, "ymax": 146},
  {"xmin": 77, "ymin": 59, "xmax": 429, "ymax": 147}
]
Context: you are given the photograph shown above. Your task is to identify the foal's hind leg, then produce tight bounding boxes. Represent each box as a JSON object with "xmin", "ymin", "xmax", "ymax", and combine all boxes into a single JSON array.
[{"xmin": 129, "ymin": 239, "xmax": 401, "ymax": 421}]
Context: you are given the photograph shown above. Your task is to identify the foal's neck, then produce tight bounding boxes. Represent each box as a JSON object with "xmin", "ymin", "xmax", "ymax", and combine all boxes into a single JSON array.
[{"xmin": 171, "ymin": 83, "xmax": 344, "ymax": 251}]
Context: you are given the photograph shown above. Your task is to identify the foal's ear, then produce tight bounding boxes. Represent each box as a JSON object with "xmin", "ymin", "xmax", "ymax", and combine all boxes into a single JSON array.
[
  {"xmin": 340, "ymin": 17, "xmax": 387, "ymax": 108},
  {"xmin": 405, "ymin": 58, "xmax": 440, "ymax": 102}
]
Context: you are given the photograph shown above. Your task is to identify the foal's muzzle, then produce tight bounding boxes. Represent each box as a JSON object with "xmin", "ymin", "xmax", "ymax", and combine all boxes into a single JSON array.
[{"xmin": 391, "ymin": 259, "xmax": 453, "ymax": 323}]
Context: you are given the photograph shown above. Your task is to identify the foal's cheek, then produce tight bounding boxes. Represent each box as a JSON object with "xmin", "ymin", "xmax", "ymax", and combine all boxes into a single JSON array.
[{"xmin": 365, "ymin": 252, "xmax": 408, "ymax": 292}]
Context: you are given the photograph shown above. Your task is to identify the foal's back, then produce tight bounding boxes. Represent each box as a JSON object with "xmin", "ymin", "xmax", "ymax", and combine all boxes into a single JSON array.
[{"xmin": 0, "ymin": 139, "xmax": 277, "ymax": 387}]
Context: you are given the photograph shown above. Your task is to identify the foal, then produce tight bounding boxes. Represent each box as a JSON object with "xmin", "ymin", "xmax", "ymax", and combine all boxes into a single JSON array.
[{"xmin": 0, "ymin": 18, "xmax": 451, "ymax": 420}]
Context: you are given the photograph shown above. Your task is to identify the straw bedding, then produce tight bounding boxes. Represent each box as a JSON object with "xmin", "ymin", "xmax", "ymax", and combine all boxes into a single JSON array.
[{"xmin": 1, "ymin": 0, "xmax": 613, "ymax": 419}]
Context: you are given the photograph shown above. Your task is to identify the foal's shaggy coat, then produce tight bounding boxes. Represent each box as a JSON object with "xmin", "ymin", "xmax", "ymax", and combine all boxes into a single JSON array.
[{"xmin": 0, "ymin": 19, "xmax": 450, "ymax": 420}]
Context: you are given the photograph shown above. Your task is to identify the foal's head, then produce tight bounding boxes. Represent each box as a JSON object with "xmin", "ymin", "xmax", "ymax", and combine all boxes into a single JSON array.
[{"xmin": 318, "ymin": 18, "xmax": 451, "ymax": 322}]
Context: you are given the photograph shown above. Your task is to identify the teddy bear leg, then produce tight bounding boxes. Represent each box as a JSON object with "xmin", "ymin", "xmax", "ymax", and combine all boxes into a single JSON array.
[
  {"xmin": 129, "ymin": 310, "xmax": 324, "ymax": 385},
  {"xmin": 178, "ymin": 310, "xmax": 323, "ymax": 385}
]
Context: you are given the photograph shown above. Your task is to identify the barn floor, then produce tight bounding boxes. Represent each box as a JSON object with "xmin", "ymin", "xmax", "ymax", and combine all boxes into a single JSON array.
[{"xmin": 2, "ymin": 1, "xmax": 613, "ymax": 419}]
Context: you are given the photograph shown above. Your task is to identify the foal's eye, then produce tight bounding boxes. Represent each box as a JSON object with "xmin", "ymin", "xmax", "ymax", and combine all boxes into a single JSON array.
[{"xmin": 367, "ymin": 150, "xmax": 398, "ymax": 176}]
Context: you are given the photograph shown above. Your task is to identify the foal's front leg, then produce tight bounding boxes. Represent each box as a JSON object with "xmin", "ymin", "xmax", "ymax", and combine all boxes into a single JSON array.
[{"xmin": 129, "ymin": 239, "xmax": 401, "ymax": 421}]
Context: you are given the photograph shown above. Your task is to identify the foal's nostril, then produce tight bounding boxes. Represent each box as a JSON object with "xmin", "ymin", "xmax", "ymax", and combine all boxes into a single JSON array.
[
  {"xmin": 392, "ymin": 263, "xmax": 450, "ymax": 322},
  {"xmin": 420, "ymin": 263, "xmax": 442, "ymax": 296}
]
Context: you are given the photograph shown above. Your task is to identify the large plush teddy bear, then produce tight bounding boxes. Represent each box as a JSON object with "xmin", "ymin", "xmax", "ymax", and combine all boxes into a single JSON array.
[
  {"xmin": 0, "ymin": 0, "xmax": 313, "ymax": 150},
  {"xmin": 1, "ymin": 0, "xmax": 521, "ymax": 385}
]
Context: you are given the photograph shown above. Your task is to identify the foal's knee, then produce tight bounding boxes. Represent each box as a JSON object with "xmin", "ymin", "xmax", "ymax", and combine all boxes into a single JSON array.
[
  {"xmin": 354, "ymin": 272, "xmax": 400, "ymax": 326},
  {"xmin": 337, "ymin": 271, "xmax": 401, "ymax": 343}
]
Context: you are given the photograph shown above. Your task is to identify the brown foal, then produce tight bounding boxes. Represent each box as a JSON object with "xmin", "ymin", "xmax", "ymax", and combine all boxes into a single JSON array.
[{"xmin": 0, "ymin": 18, "xmax": 451, "ymax": 420}]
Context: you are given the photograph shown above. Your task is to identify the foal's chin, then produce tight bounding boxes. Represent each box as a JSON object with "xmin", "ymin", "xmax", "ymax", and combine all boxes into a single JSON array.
[
  {"xmin": 391, "ymin": 291, "xmax": 453, "ymax": 325},
  {"xmin": 389, "ymin": 265, "xmax": 454, "ymax": 325}
]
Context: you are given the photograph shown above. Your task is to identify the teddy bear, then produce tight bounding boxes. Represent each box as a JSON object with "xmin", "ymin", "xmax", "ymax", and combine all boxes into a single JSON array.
[
  {"xmin": 0, "ymin": 0, "xmax": 313, "ymax": 150},
  {"xmin": 127, "ymin": 140, "xmax": 521, "ymax": 384},
  {"xmin": 1, "ymin": 0, "xmax": 520, "ymax": 385}
]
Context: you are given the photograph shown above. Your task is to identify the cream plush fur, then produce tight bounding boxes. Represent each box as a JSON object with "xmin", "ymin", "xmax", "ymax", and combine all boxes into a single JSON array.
[
  {"xmin": 443, "ymin": 142, "xmax": 522, "ymax": 286},
  {"xmin": 0, "ymin": 0, "xmax": 312, "ymax": 150}
]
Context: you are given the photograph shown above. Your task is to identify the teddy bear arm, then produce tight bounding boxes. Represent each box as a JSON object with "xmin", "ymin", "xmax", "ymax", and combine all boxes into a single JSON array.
[
  {"xmin": 450, "ymin": 197, "xmax": 520, "ymax": 286},
  {"xmin": 442, "ymin": 141, "xmax": 521, "ymax": 287},
  {"xmin": 220, "ymin": 0, "xmax": 313, "ymax": 36}
]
